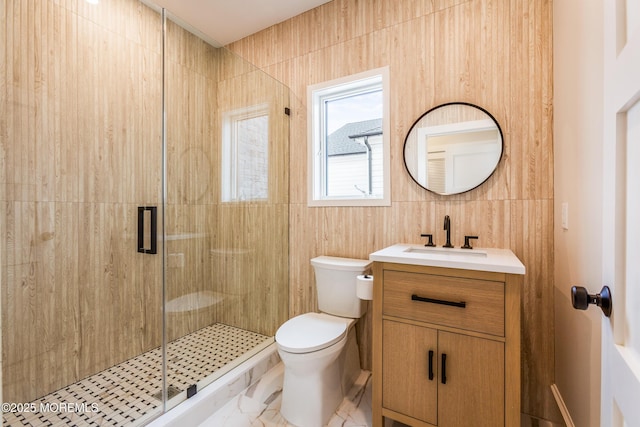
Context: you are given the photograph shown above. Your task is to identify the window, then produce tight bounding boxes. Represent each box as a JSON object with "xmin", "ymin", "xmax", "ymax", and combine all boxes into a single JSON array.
[
  {"xmin": 308, "ymin": 67, "xmax": 390, "ymax": 206},
  {"xmin": 221, "ymin": 104, "xmax": 269, "ymax": 202}
]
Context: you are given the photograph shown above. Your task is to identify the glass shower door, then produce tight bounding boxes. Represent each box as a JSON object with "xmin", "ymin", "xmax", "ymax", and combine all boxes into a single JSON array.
[
  {"xmin": 1, "ymin": 0, "xmax": 165, "ymax": 425},
  {"xmin": 162, "ymin": 12, "xmax": 290, "ymax": 411}
]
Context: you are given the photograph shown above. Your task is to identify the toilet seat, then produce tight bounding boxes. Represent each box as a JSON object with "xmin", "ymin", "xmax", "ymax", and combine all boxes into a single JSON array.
[{"xmin": 276, "ymin": 313, "xmax": 348, "ymax": 354}]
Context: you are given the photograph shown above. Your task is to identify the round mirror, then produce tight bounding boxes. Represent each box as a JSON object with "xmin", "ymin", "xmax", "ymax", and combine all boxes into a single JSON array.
[{"xmin": 403, "ymin": 102, "xmax": 503, "ymax": 195}]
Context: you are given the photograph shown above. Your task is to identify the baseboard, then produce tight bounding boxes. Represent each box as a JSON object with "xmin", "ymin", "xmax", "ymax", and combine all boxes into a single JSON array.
[{"xmin": 550, "ymin": 383, "xmax": 576, "ymax": 427}]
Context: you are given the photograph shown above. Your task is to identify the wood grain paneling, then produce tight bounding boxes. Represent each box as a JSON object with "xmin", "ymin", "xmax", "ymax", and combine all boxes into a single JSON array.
[{"xmin": 229, "ymin": 0, "xmax": 557, "ymax": 421}]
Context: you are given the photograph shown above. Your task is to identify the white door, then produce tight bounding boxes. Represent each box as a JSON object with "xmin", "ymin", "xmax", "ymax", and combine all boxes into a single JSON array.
[{"xmin": 601, "ymin": 0, "xmax": 640, "ymax": 425}]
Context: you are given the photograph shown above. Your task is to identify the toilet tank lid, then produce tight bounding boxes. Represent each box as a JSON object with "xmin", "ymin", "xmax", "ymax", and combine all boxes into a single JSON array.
[{"xmin": 310, "ymin": 256, "xmax": 371, "ymax": 271}]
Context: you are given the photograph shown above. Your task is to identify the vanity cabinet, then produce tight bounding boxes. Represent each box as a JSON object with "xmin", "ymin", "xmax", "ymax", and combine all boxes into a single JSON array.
[{"xmin": 372, "ymin": 262, "xmax": 522, "ymax": 427}]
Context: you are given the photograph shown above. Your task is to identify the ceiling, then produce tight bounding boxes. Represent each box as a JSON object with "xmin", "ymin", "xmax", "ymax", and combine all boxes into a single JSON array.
[{"xmin": 149, "ymin": 0, "xmax": 333, "ymax": 46}]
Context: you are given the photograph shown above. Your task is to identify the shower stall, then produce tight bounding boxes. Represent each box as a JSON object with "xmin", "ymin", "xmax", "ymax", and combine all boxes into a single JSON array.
[{"xmin": 1, "ymin": 0, "xmax": 289, "ymax": 425}]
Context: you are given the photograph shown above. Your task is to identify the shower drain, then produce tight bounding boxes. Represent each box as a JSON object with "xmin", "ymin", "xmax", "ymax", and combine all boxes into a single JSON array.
[{"xmin": 152, "ymin": 385, "xmax": 181, "ymax": 401}]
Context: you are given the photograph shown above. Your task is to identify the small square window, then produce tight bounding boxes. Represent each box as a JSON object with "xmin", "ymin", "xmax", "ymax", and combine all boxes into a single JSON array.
[{"xmin": 308, "ymin": 67, "xmax": 390, "ymax": 207}]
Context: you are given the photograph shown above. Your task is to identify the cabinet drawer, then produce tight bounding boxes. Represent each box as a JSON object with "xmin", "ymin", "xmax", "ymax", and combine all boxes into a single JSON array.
[{"xmin": 383, "ymin": 270, "xmax": 505, "ymax": 336}]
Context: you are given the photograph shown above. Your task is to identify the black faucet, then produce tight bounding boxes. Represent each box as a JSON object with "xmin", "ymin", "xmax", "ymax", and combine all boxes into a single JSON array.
[{"xmin": 443, "ymin": 215, "xmax": 453, "ymax": 248}]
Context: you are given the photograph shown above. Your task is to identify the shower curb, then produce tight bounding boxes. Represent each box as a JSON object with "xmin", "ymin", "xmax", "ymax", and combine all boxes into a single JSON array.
[{"xmin": 145, "ymin": 342, "xmax": 280, "ymax": 427}]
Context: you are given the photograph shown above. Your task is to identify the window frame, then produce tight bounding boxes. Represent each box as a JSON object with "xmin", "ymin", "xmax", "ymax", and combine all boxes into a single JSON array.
[
  {"xmin": 307, "ymin": 67, "xmax": 391, "ymax": 207},
  {"xmin": 221, "ymin": 103, "xmax": 270, "ymax": 203}
]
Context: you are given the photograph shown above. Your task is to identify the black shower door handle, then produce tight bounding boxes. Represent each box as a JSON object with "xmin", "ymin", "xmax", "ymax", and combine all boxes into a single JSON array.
[{"xmin": 137, "ymin": 206, "xmax": 157, "ymax": 254}]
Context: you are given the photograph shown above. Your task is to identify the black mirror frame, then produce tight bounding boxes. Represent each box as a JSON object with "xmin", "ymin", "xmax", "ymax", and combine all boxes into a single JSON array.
[{"xmin": 402, "ymin": 101, "xmax": 504, "ymax": 195}]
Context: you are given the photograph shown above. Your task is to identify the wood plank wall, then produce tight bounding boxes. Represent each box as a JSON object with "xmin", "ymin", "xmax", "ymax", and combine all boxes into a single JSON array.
[
  {"xmin": 0, "ymin": 0, "xmax": 289, "ymax": 403},
  {"xmin": 228, "ymin": 0, "xmax": 558, "ymax": 422}
]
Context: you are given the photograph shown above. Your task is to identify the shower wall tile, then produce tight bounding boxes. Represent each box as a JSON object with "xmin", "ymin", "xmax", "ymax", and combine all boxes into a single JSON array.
[
  {"xmin": 77, "ymin": 202, "xmax": 163, "ymax": 366},
  {"xmin": 34, "ymin": 201, "xmax": 80, "ymax": 395},
  {"xmin": 4, "ymin": 86, "xmax": 37, "ymax": 202},
  {"xmin": 76, "ymin": 16, "xmax": 163, "ymax": 205},
  {"xmin": 165, "ymin": 61, "xmax": 218, "ymax": 207},
  {"xmin": 210, "ymin": 203, "xmax": 289, "ymax": 336},
  {"xmin": 53, "ymin": 5, "xmax": 81, "ymax": 203},
  {"xmin": 164, "ymin": 205, "xmax": 220, "ymax": 342},
  {"xmin": 1, "ymin": 0, "xmax": 164, "ymax": 403},
  {"xmin": 2, "ymin": 202, "xmax": 38, "ymax": 368}
]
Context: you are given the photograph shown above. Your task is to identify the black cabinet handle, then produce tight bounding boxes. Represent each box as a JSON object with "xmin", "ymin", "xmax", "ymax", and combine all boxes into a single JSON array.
[
  {"xmin": 441, "ymin": 353, "xmax": 447, "ymax": 384},
  {"xmin": 411, "ymin": 294, "xmax": 466, "ymax": 308},
  {"xmin": 137, "ymin": 206, "xmax": 157, "ymax": 254},
  {"xmin": 428, "ymin": 350, "xmax": 434, "ymax": 380}
]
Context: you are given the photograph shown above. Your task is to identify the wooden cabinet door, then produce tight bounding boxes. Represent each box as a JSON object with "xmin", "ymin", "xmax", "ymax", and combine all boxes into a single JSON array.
[
  {"xmin": 382, "ymin": 320, "xmax": 438, "ymax": 425},
  {"xmin": 437, "ymin": 331, "xmax": 505, "ymax": 427}
]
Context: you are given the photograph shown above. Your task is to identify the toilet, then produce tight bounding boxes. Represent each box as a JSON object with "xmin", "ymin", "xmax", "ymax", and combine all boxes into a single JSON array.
[{"xmin": 275, "ymin": 256, "xmax": 371, "ymax": 427}]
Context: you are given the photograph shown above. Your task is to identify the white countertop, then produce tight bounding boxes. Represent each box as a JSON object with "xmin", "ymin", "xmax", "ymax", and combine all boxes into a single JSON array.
[{"xmin": 369, "ymin": 243, "xmax": 526, "ymax": 275}]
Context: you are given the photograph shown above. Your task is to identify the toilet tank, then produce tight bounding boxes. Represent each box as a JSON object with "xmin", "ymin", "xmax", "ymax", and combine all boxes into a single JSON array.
[{"xmin": 311, "ymin": 256, "xmax": 372, "ymax": 318}]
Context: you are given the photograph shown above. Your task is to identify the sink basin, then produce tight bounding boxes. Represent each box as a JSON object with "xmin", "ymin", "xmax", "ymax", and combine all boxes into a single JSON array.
[
  {"xmin": 369, "ymin": 244, "xmax": 525, "ymax": 274},
  {"xmin": 404, "ymin": 246, "xmax": 487, "ymax": 257}
]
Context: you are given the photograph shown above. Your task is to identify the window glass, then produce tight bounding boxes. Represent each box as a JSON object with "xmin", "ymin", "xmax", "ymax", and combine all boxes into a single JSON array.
[
  {"xmin": 222, "ymin": 105, "xmax": 269, "ymax": 202},
  {"xmin": 308, "ymin": 67, "xmax": 390, "ymax": 206}
]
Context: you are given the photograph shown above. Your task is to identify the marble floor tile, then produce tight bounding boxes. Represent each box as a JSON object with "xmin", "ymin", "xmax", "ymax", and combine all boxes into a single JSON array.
[
  {"xmin": 200, "ymin": 363, "xmax": 372, "ymax": 427},
  {"xmin": 201, "ymin": 363, "xmax": 567, "ymax": 427}
]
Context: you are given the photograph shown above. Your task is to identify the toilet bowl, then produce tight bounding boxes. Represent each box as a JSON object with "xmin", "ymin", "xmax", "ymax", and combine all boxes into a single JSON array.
[
  {"xmin": 277, "ymin": 313, "xmax": 355, "ymax": 426},
  {"xmin": 275, "ymin": 256, "xmax": 371, "ymax": 427}
]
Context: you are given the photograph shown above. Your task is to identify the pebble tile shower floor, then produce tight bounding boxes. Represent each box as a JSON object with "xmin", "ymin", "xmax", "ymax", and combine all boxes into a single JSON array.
[{"xmin": 2, "ymin": 324, "xmax": 271, "ymax": 427}]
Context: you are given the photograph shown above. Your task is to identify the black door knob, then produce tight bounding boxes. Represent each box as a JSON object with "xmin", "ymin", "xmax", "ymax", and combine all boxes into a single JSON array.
[{"xmin": 571, "ymin": 285, "xmax": 612, "ymax": 317}]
